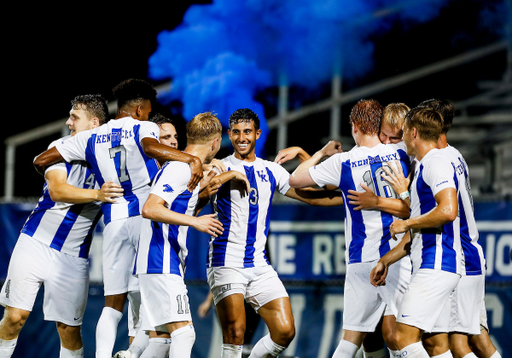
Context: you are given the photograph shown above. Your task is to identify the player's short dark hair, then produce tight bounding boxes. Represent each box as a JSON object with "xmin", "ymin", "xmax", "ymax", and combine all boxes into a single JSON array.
[
  {"xmin": 350, "ymin": 99, "xmax": 383, "ymax": 136},
  {"xmin": 229, "ymin": 108, "xmax": 260, "ymax": 130},
  {"xmin": 417, "ymin": 98, "xmax": 454, "ymax": 134},
  {"xmin": 404, "ymin": 107, "xmax": 444, "ymax": 142},
  {"xmin": 150, "ymin": 113, "xmax": 175, "ymax": 127},
  {"xmin": 71, "ymin": 94, "xmax": 109, "ymax": 125},
  {"xmin": 112, "ymin": 78, "xmax": 157, "ymax": 110}
]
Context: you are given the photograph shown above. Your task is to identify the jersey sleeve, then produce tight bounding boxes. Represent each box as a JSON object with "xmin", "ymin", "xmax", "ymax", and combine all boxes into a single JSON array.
[
  {"xmin": 270, "ymin": 162, "xmax": 291, "ymax": 195},
  {"xmin": 150, "ymin": 162, "xmax": 191, "ymax": 205},
  {"xmin": 309, "ymin": 153, "xmax": 344, "ymax": 188},
  {"xmin": 55, "ymin": 130, "xmax": 90, "ymax": 162},
  {"xmin": 138, "ymin": 121, "xmax": 160, "ymax": 144},
  {"xmin": 423, "ymin": 155, "xmax": 456, "ymax": 197},
  {"xmin": 45, "ymin": 138, "xmax": 68, "ymax": 174}
]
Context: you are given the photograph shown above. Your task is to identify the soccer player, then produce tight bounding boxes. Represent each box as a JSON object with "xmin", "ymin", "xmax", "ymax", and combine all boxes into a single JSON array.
[
  {"xmin": 288, "ymin": 99, "xmax": 411, "ymax": 358},
  {"xmin": 370, "ymin": 107, "xmax": 464, "ymax": 358},
  {"xmin": 32, "ymin": 78, "xmax": 204, "ymax": 358},
  {"xmin": 207, "ymin": 108, "xmax": 344, "ymax": 358},
  {"xmin": 0, "ymin": 94, "xmax": 123, "ymax": 358}
]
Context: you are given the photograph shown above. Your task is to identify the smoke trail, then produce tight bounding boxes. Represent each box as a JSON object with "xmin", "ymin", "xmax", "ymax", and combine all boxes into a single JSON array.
[{"xmin": 149, "ymin": 0, "xmax": 457, "ymax": 155}]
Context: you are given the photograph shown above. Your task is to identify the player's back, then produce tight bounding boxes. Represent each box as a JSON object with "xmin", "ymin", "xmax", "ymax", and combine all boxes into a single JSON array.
[
  {"xmin": 22, "ymin": 137, "xmax": 102, "ymax": 258},
  {"xmin": 56, "ymin": 117, "xmax": 160, "ymax": 224}
]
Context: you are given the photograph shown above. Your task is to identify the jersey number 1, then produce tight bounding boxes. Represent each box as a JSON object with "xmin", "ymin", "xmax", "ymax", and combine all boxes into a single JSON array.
[
  {"xmin": 362, "ymin": 165, "xmax": 398, "ymax": 199},
  {"xmin": 109, "ymin": 145, "xmax": 130, "ymax": 183}
]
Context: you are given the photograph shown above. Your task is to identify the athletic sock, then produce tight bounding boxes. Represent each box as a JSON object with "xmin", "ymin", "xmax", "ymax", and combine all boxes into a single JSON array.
[
  {"xmin": 431, "ymin": 350, "xmax": 453, "ymax": 358},
  {"xmin": 399, "ymin": 342, "xmax": 430, "ymax": 358},
  {"xmin": 169, "ymin": 325, "xmax": 195, "ymax": 358},
  {"xmin": 129, "ymin": 329, "xmax": 149, "ymax": 358},
  {"xmin": 140, "ymin": 338, "xmax": 171, "ymax": 358},
  {"xmin": 363, "ymin": 348, "xmax": 387, "ymax": 358},
  {"xmin": 60, "ymin": 346, "xmax": 84, "ymax": 358},
  {"xmin": 388, "ymin": 348, "xmax": 401, "ymax": 358},
  {"xmin": 95, "ymin": 307, "xmax": 123, "ymax": 358},
  {"xmin": 0, "ymin": 337, "xmax": 17, "ymax": 358},
  {"xmin": 331, "ymin": 339, "xmax": 359, "ymax": 358},
  {"xmin": 221, "ymin": 343, "xmax": 243, "ymax": 358},
  {"xmin": 489, "ymin": 351, "xmax": 502, "ymax": 358},
  {"xmin": 247, "ymin": 334, "xmax": 286, "ymax": 358}
]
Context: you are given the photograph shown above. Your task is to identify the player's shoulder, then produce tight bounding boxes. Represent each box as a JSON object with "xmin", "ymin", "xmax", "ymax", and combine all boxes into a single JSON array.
[{"xmin": 48, "ymin": 135, "xmax": 71, "ymax": 149}]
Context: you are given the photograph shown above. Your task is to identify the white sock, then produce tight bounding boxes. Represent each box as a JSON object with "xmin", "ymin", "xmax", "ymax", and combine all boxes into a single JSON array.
[
  {"xmin": 0, "ymin": 337, "xmax": 17, "ymax": 358},
  {"xmin": 129, "ymin": 329, "xmax": 149, "ymax": 358},
  {"xmin": 399, "ymin": 342, "xmax": 430, "ymax": 358},
  {"xmin": 332, "ymin": 339, "xmax": 359, "ymax": 358},
  {"xmin": 60, "ymin": 346, "xmax": 84, "ymax": 358},
  {"xmin": 462, "ymin": 354, "xmax": 478, "ymax": 358},
  {"xmin": 140, "ymin": 338, "xmax": 171, "ymax": 358},
  {"xmin": 95, "ymin": 307, "xmax": 123, "ymax": 358},
  {"xmin": 490, "ymin": 351, "xmax": 502, "ymax": 358},
  {"xmin": 169, "ymin": 325, "xmax": 195, "ymax": 358},
  {"xmin": 221, "ymin": 343, "xmax": 243, "ymax": 358},
  {"xmin": 388, "ymin": 348, "xmax": 401, "ymax": 358},
  {"xmin": 248, "ymin": 334, "xmax": 286, "ymax": 358},
  {"xmin": 431, "ymin": 350, "xmax": 453, "ymax": 358},
  {"xmin": 363, "ymin": 348, "xmax": 387, "ymax": 358}
]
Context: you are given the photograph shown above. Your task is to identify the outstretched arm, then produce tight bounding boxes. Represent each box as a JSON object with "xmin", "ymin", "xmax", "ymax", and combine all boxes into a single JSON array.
[
  {"xmin": 285, "ymin": 187, "xmax": 343, "ymax": 206},
  {"xmin": 34, "ymin": 147, "xmax": 65, "ymax": 176},
  {"xmin": 370, "ymin": 231, "xmax": 412, "ymax": 287},
  {"xmin": 274, "ymin": 146, "xmax": 311, "ymax": 165},
  {"xmin": 347, "ymin": 183, "xmax": 410, "ymax": 218}
]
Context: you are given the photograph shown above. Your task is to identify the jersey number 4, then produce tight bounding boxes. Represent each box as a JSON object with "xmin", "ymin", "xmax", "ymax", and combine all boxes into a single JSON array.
[
  {"xmin": 109, "ymin": 145, "xmax": 130, "ymax": 183},
  {"xmin": 362, "ymin": 165, "xmax": 398, "ymax": 199}
]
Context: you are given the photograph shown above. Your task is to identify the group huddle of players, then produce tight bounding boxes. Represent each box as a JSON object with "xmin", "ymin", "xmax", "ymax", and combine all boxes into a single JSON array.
[{"xmin": 0, "ymin": 78, "xmax": 501, "ymax": 358}]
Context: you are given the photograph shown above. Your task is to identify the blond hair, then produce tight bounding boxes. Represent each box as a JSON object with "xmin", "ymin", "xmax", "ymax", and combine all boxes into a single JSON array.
[
  {"xmin": 186, "ymin": 112, "xmax": 223, "ymax": 144},
  {"xmin": 382, "ymin": 103, "xmax": 410, "ymax": 131}
]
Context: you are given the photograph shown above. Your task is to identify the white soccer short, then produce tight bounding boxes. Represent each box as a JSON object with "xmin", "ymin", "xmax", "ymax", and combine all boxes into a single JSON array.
[
  {"xmin": 127, "ymin": 291, "xmax": 143, "ymax": 337},
  {"xmin": 102, "ymin": 216, "xmax": 141, "ymax": 295},
  {"xmin": 207, "ymin": 265, "xmax": 288, "ymax": 312},
  {"xmin": 343, "ymin": 258, "xmax": 411, "ymax": 332},
  {"xmin": 0, "ymin": 234, "xmax": 89, "ymax": 326},
  {"xmin": 397, "ymin": 268, "xmax": 460, "ymax": 332},
  {"xmin": 139, "ymin": 273, "xmax": 191, "ymax": 329},
  {"xmin": 449, "ymin": 274, "xmax": 485, "ymax": 335},
  {"xmin": 479, "ymin": 294, "xmax": 489, "ymax": 331}
]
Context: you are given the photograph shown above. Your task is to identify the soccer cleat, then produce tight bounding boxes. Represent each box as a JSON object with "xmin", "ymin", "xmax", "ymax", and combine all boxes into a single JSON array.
[{"xmin": 113, "ymin": 350, "xmax": 131, "ymax": 358}]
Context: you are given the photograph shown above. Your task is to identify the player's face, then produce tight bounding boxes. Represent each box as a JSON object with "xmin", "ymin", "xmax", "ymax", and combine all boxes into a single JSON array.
[
  {"xmin": 66, "ymin": 108, "xmax": 97, "ymax": 136},
  {"xmin": 228, "ymin": 120, "xmax": 261, "ymax": 160},
  {"xmin": 159, "ymin": 123, "xmax": 178, "ymax": 148},
  {"xmin": 379, "ymin": 123, "xmax": 403, "ymax": 144}
]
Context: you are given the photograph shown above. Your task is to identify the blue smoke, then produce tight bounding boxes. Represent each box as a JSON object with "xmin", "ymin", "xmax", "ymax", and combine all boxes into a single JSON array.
[{"xmin": 149, "ymin": 0, "xmax": 454, "ymax": 156}]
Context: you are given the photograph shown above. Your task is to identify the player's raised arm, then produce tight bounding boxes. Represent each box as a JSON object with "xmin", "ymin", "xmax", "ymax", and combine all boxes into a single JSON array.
[
  {"xmin": 370, "ymin": 230, "xmax": 412, "ymax": 287},
  {"xmin": 33, "ymin": 147, "xmax": 65, "ymax": 176},
  {"xmin": 274, "ymin": 146, "xmax": 311, "ymax": 165},
  {"xmin": 141, "ymin": 137, "xmax": 203, "ymax": 191}
]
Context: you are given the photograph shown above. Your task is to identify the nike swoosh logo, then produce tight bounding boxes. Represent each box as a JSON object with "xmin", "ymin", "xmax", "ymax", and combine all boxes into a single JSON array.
[
  {"xmin": 401, "ymin": 314, "xmax": 411, "ymax": 317},
  {"xmin": 74, "ymin": 316, "xmax": 81, "ymax": 321}
]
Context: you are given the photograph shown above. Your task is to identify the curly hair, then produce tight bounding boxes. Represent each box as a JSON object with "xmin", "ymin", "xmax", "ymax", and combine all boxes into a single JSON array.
[
  {"xmin": 350, "ymin": 99, "xmax": 383, "ymax": 136},
  {"xmin": 417, "ymin": 98, "xmax": 454, "ymax": 134},
  {"xmin": 187, "ymin": 112, "xmax": 223, "ymax": 144},
  {"xmin": 229, "ymin": 108, "xmax": 260, "ymax": 130},
  {"xmin": 112, "ymin": 78, "xmax": 157, "ymax": 110},
  {"xmin": 150, "ymin": 113, "xmax": 175, "ymax": 127},
  {"xmin": 71, "ymin": 94, "xmax": 109, "ymax": 125},
  {"xmin": 404, "ymin": 107, "xmax": 444, "ymax": 142}
]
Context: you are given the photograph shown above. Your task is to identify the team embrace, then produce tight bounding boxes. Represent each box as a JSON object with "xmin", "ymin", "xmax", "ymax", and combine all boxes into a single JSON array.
[{"xmin": 0, "ymin": 79, "xmax": 500, "ymax": 358}]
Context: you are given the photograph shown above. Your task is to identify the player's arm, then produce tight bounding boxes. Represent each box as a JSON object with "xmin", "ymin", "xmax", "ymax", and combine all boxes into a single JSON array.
[
  {"xmin": 389, "ymin": 187, "xmax": 458, "ymax": 239},
  {"xmin": 289, "ymin": 140, "xmax": 342, "ymax": 188},
  {"xmin": 274, "ymin": 146, "xmax": 311, "ymax": 165},
  {"xmin": 347, "ymin": 183, "xmax": 410, "ymax": 218},
  {"xmin": 370, "ymin": 230, "xmax": 412, "ymax": 287},
  {"xmin": 142, "ymin": 193, "xmax": 223, "ymax": 237},
  {"xmin": 45, "ymin": 169, "xmax": 123, "ymax": 204},
  {"xmin": 284, "ymin": 187, "xmax": 343, "ymax": 206},
  {"xmin": 380, "ymin": 160, "xmax": 413, "ymax": 207},
  {"xmin": 141, "ymin": 137, "xmax": 203, "ymax": 191},
  {"xmin": 33, "ymin": 147, "xmax": 65, "ymax": 176}
]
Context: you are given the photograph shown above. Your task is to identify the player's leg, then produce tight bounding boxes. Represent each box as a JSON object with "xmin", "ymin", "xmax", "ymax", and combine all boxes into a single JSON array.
[
  {"xmin": 0, "ymin": 306, "xmax": 30, "ymax": 358},
  {"xmin": 139, "ymin": 331, "xmax": 171, "ymax": 358},
  {"xmin": 423, "ymin": 333, "xmax": 451, "ymax": 357},
  {"xmin": 166, "ymin": 321, "xmax": 195, "ymax": 358},
  {"xmin": 362, "ymin": 319, "xmax": 386, "ymax": 358},
  {"xmin": 56, "ymin": 322, "xmax": 84, "ymax": 358},
  {"xmin": 469, "ymin": 328, "xmax": 501, "ymax": 358},
  {"xmin": 394, "ymin": 322, "xmax": 429, "ymax": 358}
]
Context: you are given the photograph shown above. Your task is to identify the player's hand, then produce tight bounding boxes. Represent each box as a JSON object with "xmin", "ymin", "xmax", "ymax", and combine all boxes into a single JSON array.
[
  {"xmin": 230, "ymin": 171, "xmax": 251, "ymax": 196},
  {"xmin": 203, "ymin": 159, "xmax": 227, "ymax": 174},
  {"xmin": 97, "ymin": 181, "xmax": 124, "ymax": 203},
  {"xmin": 370, "ymin": 261, "xmax": 388, "ymax": 287},
  {"xmin": 197, "ymin": 296, "xmax": 213, "ymax": 318},
  {"xmin": 347, "ymin": 183, "xmax": 378, "ymax": 210},
  {"xmin": 275, "ymin": 147, "xmax": 304, "ymax": 165},
  {"xmin": 390, "ymin": 219, "xmax": 408, "ymax": 240},
  {"xmin": 188, "ymin": 157, "xmax": 204, "ymax": 191},
  {"xmin": 193, "ymin": 214, "xmax": 224, "ymax": 237},
  {"xmin": 199, "ymin": 171, "xmax": 222, "ymax": 199},
  {"xmin": 381, "ymin": 160, "xmax": 409, "ymax": 195},
  {"xmin": 319, "ymin": 140, "xmax": 343, "ymax": 157}
]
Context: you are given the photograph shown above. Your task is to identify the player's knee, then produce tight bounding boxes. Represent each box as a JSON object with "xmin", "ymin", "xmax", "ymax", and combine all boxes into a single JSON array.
[
  {"xmin": 2, "ymin": 307, "xmax": 29, "ymax": 331},
  {"xmin": 56, "ymin": 322, "xmax": 82, "ymax": 349},
  {"xmin": 382, "ymin": 328, "xmax": 396, "ymax": 349},
  {"xmin": 223, "ymin": 321, "xmax": 246, "ymax": 344},
  {"xmin": 272, "ymin": 322, "xmax": 295, "ymax": 347}
]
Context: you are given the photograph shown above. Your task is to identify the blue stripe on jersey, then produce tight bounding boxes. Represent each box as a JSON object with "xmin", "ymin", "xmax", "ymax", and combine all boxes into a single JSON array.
[
  {"xmin": 243, "ymin": 166, "xmax": 259, "ymax": 267},
  {"xmin": 147, "ymin": 221, "xmax": 165, "ymax": 273},
  {"xmin": 49, "ymin": 204, "xmax": 86, "ymax": 252},
  {"xmin": 370, "ymin": 160, "xmax": 392, "ymax": 257},
  {"xmin": 78, "ymin": 210, "xmax": 103, "ymax": 258},
  {"xmin": 459, "ymin": 197, "xmax": 482, "ymax": 275},
  {"xmin": 340, "ymin": 159, "xmax": 366, "ymax": 264},
  {"xmin": 133, "ymin": 124, "xmax": 159, "ymax": 181},
  {"xmin": 167, "ymin": 190, "xmax": 193, "ymax": 275},
  {"xmin": 416, "ymin": 167, "xmax": 438, "ymax": 269},
  {"xmin": 440, "ymin": 168, "xmax": 458, "ymax": 273},
  {"xmin": 211, "ymin": 181, "xmax": 232, "ymax": 266},
  {"xmin": 21, "ymin": 186, "xmax": 56, "ymax": 237},
  {"xmin": 262, "ymin": 167, "xmax": 277, "ymax": 265}
]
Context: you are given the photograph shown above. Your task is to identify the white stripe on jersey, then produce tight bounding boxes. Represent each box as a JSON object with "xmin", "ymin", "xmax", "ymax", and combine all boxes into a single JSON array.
[
  {"xmin": 309, "ymin": 142, "xmax": 410, "ymax": 264},
  {"xmin": 208, "ymin": 155, "xmax": 291, "ymax": 268},
  {"xmin": 22, "ymin": 137, "xmax": 102, "ymax": 258},
  {"xmin": 136, "ymin": 161, "xmax": 200, "ymax": 276},
  {"xmin": 55, "ymin": 117, "xmax": 160, "ymax": 224},
  {"xmin": 441, "ymin": 145, "xmax": 485, "ymax": 275},
  {"xmin": 409, "ymin": 148, "xmax": 464, "ymax": 275}
]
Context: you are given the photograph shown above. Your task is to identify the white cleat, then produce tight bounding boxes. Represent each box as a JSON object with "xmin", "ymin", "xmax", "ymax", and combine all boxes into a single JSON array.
[{"xmin": 113, "ymin": 350, "xmax": 131, "ymax": 358}]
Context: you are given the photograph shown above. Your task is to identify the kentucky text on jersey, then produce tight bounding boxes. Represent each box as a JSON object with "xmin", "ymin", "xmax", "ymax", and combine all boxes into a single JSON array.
[
  {"xmin": 95, "ymin": 129, "xmax": 134, "ymax": 143},
  {"xmin": 350, "ymin": 152, "xmax": 402, "ymax": 168}
]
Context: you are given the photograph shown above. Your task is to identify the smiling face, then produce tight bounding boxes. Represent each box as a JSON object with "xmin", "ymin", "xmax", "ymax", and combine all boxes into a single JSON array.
[
  {"xmin": 66, "ymin": 108, "xmax": 97, "ymax": 136},
  {"xmin": 159, "ymin": 122, "xmax": 178, "ymax": 148},
  {"xmin": 228, "ymin": 120, "xmax": 261, "ymax": 161}
]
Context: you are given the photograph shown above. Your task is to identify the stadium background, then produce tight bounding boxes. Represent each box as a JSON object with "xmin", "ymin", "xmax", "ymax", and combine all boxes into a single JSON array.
[{"xmin": 1, "ymin": 0, "xmax": 511, "ymax": 357}]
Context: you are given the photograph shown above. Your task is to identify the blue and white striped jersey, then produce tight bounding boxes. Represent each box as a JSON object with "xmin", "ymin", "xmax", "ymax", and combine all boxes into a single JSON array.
[
  {"xmin": 409, "ymin": 148, "xmax": 464, "ymax": 275},
  {"xmin": 207, "ymin": 154, "xmax": 291, "ymax": 268},
  {"xmin": 22, "ymin": 137, "xmax": 102, "ymax": 258},
  {"xmin": 441, "ymin": 145, "xmax": 485, "ymax": 275},
  {"xmin": 55, "ymin": 117, "xmax": 160, "ymax": 225},
  {"xmin": 136, "ymin": 161, "xmax": 200, "ymax": 276},
  {"xmin": 309, "ymin": 142, "xmax": 410, "ymax": 264}
]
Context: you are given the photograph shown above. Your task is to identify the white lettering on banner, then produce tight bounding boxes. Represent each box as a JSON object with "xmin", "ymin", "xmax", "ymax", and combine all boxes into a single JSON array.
[
  {"xmin": 314, "ymin": 235, "xmax": 333, "ymax": 275},
  {"xmin": 318, "ymin": 294, "xmax": 344, "ymax": 358},
  {"xmin": 486, "ymin": 234, "xmax": 496, "ymax": 276},
  {"xmin": 277, "ymin": 234, "xmax": 296, "ymax": 274},
  {"xmin": 495, "ymin": 234, "xmax": 512, "ymax": 276}
]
